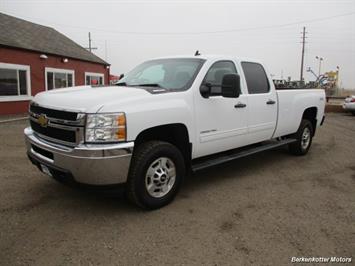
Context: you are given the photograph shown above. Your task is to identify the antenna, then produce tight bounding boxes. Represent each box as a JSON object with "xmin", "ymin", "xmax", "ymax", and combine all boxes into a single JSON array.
[{"xmin": 194, "ymin": 50, "xmax": 201, "ymax": 56}]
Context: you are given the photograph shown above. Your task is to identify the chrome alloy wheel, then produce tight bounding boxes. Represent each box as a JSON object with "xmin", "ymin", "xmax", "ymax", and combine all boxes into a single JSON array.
[
  {"xmin": 145, "ymin": 157, "xmax": 176, "ymax": 198},
  {"xmin": 301, "ymin": 127, "xmax": 311, "ymax": 150}
]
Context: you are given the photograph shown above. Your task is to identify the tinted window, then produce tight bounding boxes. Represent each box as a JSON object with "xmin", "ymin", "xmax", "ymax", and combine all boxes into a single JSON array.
[
  {"xmin": 0, "ymin": 68, "xmax": 28, "ymax": 96},
  {"xmin": 203, "ymin": 61, "xmax": 237, "ymax": 95},
  {"xmin": 67, "ymin": 74, "xmax": 73, "ymax": 87},
  {"xmin": 47, "ymin": 72, "xmax": 54, "ymax": 90},
  {"xmin": 241, "ymin": 62, "xmax": 269, "ymax": 94},
  {"xmin": 19, "ymin": 70, "xmax": 27, "ymax": 95},
  {"xmin": 0, "ymin": 69, "xmax": 18, "ymax": 95}
]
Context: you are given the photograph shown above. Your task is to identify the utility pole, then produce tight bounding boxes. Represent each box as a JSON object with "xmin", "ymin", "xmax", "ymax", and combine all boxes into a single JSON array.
[
  {"xmin": 85, "ymin": 32, "xmax": 98, "ymax": 53},
  {"xmin": 300, "ymin": 26, "xmax": 307, "ymax": 81}
]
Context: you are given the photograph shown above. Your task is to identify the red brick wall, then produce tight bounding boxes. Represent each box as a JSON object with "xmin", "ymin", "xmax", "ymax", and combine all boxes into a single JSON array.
[{"xmin": 0, "ymin": 46, "xmax": 110, "ymax": 115}]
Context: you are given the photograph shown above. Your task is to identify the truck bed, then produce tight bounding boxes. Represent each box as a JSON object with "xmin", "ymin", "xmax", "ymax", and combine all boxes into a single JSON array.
[{"xmin": 273, "ymin": 89, "xmax": 325, "ymax": 138}]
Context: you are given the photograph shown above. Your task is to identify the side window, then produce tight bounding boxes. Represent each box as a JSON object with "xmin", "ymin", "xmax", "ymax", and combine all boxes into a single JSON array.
[
  {"xmin": 241, "ymin": 62, "xmax": 269, "ymax": 94},
  {"xmin": 202, "ymin": 61, "xmax": 237, "ymax": 95}
]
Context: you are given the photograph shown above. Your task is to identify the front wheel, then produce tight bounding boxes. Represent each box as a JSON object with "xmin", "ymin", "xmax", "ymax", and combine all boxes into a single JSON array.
[
  {"xmin": 127, "ymin": 141, "xmax": 185, "ymax": 209},
  {"xmin": 288, "ymin": 119, "xmax": 314, "ymax": 156}
]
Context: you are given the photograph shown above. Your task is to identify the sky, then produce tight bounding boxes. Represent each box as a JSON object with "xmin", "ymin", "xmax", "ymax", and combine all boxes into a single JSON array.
[{"xmin": 1, "ymin": 0, "xmax": 354, "ymax": 88}]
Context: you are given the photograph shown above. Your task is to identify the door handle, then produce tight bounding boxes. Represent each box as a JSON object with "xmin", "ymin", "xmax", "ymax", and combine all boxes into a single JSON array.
[
  {"xmin": 266, "ymin": 99, "xmax": 276, "ymax": 105},
  {"xmin": 234, "ymin": 102, "xmax": 247, "ymax": 108}
]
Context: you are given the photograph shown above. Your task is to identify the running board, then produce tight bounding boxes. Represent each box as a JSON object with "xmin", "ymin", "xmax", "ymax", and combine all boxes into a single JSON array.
[{"xmin": 191, "ymin": 139, "xmax": 297, "ymax": 172}]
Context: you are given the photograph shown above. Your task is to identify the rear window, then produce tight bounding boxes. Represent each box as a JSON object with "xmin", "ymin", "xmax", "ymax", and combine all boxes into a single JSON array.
[{"xmin": 241, "ymin": 62, "xmax": 269, "ymax": 94}]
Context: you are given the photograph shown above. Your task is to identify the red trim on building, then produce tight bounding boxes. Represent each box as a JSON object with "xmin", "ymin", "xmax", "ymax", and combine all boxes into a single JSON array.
[{"xmin": 0, "ymin": 46, "xmax": 110, "ymax": 115}]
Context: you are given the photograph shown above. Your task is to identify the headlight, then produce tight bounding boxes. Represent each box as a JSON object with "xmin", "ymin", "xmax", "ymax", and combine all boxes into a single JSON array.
[{"xmin": 85, "ymin": 113, "xmax": 126, "ymax": 143}]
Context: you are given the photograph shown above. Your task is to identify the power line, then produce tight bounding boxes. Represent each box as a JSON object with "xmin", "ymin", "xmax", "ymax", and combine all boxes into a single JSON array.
[{"xmin": 9, "ymin": 11, "xmax": 355, "ymax": 36}]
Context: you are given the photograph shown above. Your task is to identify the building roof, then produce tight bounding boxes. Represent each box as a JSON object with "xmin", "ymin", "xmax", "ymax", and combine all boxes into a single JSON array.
[{"xmin": 0, "ymin": 12, "xmax": 109, "ymax": 65}]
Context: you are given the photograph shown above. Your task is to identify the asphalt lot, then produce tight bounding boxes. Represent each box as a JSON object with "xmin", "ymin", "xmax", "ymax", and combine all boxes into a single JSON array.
[{"xmin": 0, "ymin": 113, "xmax": 354, "ymax": 265}]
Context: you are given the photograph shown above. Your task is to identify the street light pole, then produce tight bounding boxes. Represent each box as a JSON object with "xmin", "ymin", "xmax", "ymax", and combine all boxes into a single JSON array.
[
  {"xmin": 336, "ymin": 66, "xmax": 340, "ymax": 96},
  {"xmin": 315, "ymin": 56, "xmax": 324, "ymax": 78}
]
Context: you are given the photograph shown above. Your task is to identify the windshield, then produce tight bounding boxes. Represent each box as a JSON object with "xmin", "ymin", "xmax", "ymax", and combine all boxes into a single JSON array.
[{"xmin": 117, "ymin": 58, "xmax": 205, "ymax": 91}]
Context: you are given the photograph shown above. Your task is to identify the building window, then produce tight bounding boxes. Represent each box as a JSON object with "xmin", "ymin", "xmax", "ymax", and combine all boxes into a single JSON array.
[
  {"xmin": 45, "ymin": 67, "xmax": 74, "ymax": 90},
  {"xmin": 85, "ymin": 72, "xmax": 104, "ymax": 85},
  {"xmin": 0, "ymin": 63, "xmax": 31, "ymax": 101}
]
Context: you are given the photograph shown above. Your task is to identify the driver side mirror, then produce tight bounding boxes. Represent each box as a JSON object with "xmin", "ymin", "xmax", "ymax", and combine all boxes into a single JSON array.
[{"xmin": 221, "ymin": 74, "xmax": 241, "ymax": 98}]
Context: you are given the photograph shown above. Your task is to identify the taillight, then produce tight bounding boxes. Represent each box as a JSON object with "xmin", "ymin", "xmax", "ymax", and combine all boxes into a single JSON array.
[{"xmin": 351, "ymin": 98, "xmax": 355, "ymax": 103}]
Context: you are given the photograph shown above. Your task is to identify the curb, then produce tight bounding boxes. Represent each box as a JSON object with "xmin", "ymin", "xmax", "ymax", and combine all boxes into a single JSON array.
[{"xmin": 0, "ymin": 117, "xmax": 28, "ymax": 123}]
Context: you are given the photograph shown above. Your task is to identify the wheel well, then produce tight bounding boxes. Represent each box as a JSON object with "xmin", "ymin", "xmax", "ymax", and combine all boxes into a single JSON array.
[
  {"xmin": 134, "ymin": 123, "xmax": 192, "ymax": 168},
  {"xmin": 302, "ymin": 107, "xmax": 317, "ymax": 135}
]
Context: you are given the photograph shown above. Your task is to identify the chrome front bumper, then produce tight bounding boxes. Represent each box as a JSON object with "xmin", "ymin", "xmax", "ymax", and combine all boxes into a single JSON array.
[{"xmin": 24, "ymin": 127, "xmax": 134, "ymax": 185}]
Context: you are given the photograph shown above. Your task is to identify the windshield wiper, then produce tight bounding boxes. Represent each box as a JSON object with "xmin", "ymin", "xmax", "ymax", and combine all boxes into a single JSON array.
[
  {"xmin": 135, "ymin": 83, "xmax": 165, "ymax": 89},
  {"xmin": 115, "ymin": 82, "xmax": 128, "ymax": 86}
]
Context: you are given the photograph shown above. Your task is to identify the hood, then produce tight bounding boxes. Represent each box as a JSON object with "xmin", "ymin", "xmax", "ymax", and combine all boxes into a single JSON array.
[{"xmin": 33, "ymin": 85, "xmax": 152, "ymax": 113}]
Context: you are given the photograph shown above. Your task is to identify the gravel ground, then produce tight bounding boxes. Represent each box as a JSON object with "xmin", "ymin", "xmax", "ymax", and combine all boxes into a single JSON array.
[{"xmin": 0, "ymin": 113, "xmax": 354, "ymax": 265}]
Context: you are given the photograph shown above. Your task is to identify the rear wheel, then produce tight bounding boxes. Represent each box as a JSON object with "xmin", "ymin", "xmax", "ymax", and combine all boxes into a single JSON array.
[
  {"xmin": 127, "ymin": 141, "xmax": 185, "ymax": 209},
  {"xmin": 351, "ymin": 111, "xmax": 355, "ymax": 116},
  {"xmin": 288, "ymin": 119, "xmax": 313, "ymax": 156}
]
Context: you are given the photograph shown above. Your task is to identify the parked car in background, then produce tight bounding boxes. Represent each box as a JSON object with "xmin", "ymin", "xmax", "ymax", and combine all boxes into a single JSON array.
[{"xmin": 343, "ymin": 95, "xmax": 355, "ymax": 115}]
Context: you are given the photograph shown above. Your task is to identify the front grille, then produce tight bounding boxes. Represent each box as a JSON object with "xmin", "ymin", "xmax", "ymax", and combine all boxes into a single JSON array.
[
  {"xmin": 30, "ymin": 104, "xmax": 78, "ymax": 121},
  {"xmin": 29, "ymin": 104, "xmax": 85, "ymax": 146},
  {"xmin": 30, "ymin": 120, "xmax": 76, "ymax": 143}
]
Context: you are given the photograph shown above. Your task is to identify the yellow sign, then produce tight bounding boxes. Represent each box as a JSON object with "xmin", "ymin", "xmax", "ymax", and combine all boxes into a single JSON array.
[{"xmin": 326, "ymin": 71, "xmax": 337, "ymax": 79}]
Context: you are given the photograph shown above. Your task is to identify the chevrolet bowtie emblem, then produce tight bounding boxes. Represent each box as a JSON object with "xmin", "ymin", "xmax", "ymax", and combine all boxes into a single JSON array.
[{"xmin": 38, "ymin": 114, "xmax": 49, "ymax": 127}]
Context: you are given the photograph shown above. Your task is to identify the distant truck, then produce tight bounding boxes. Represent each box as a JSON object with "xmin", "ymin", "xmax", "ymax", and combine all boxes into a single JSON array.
[{"xmin": 25, "ymin": 55, "xmax": 326, "ymax": 209}]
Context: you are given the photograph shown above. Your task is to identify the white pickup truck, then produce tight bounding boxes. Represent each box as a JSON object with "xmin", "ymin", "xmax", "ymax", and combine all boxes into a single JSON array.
[{"xmin": 25, "ymin": 55, "xmax": 325, "ymax": 209}]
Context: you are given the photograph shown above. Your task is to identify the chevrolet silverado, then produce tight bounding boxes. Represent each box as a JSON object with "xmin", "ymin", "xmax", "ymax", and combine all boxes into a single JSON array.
[{"xmin": 25, "ymin": 55, "xmax": 326, "ymax": 209}]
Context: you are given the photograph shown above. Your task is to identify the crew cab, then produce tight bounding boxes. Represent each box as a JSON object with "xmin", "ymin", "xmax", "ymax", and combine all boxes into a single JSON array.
[{"xmin": 25, "ymin": 55, "xmax": 326, "ymax": 209}]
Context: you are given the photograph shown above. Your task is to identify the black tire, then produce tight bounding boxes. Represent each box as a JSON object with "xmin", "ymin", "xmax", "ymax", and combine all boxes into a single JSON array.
[
  {"xmin": 288, "ymin": 119, "xmax": 314, "ymax": 156},
  {"xmin": 127, "ymin": 141, "xmax": 185, "ymax": 210},
  {"xmin": 351, "ymin": 111, "xmax": 355, "ymax": 116}
]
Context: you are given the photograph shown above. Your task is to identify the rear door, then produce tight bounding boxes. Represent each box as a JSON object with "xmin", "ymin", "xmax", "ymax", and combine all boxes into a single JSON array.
[{"xmin": 241, "ymin": 62, "xmax": 277, "ymax": 143}]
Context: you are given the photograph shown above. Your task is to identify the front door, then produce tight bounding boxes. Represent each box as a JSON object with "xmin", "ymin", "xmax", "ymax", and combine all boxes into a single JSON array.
[{"xmin": 193, "ymin": 60, "xmax": 249, "ymax": 158}]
